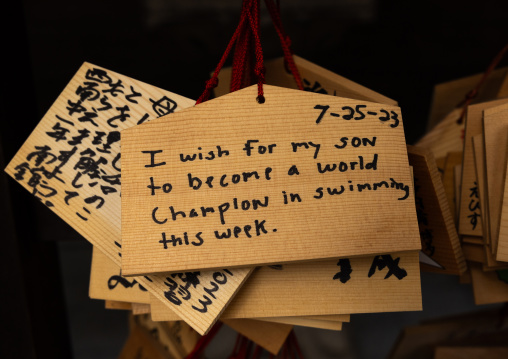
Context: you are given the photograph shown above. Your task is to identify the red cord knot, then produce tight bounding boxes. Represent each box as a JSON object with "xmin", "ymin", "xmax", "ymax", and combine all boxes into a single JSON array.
[{"xmin": 206, "ymin": 76, "xmax": 219, "ymax": 90}]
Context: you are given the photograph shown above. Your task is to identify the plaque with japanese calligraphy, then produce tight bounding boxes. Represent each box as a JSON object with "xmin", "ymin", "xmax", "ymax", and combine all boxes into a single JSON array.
[
  {"xmin": 150, "ymin": 251, "xmax": 421, "ymax": 319},
  {"xmin": 458, "ymin": 99, "xmax": 508, "ymax": 237},
  {"xmin": 89, "ymin": 246, "xmax": 151, "ymax": 304},
  {"xmin": 408, "ymin": 146, "xmax": 465, "ymax": 274},
  {"xmin": 121, "ymin": 84, "xmax": 420, "ymax": 274},
  {"xmin": 483, "ymin": 105, "xmax": 508, "ymax": 261},
  {"xmin": 3, "ymin": 63, "xmax": 254, "ymax": 335}
]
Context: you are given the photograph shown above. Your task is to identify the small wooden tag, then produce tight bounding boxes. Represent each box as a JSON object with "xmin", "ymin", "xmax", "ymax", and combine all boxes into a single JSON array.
[
  {"xmin": 89, "ymin": 246, "xmax": 150, "ymax": 304},
  {"xmin": 483, "ymin": 104, "xmax": 508, "ymax": 260},
  {"xmin": 2, "ymin": 63, "xmax": 255, "ymax": 335},
  {"xmin": 472, "ymin": 135, "xmax": 490, "ymax": 247},
  {"xmin": 458, "ymin": 99, "xmax": 508, "ymax": 236},
  {"xmin": 408, "ymin": 146, "xmax": 466, "ymax": 274},
  {"xmin": 222, "ymin": 319, "xmax": 293, "ymax": 355},
  {"xmin": 121, "ymin": 84, "xmax": 419, "ymax": 274},
  {"xmin": 442, "ymin": 152, "xmax": 462, "ymax": 222},
  {"xmin": 150, "ymin": 251, "xmax": 421, "ymax": 320},
  {"xmin": 427, "ymin": 67, "xmax": 508, "ymax": 130}
]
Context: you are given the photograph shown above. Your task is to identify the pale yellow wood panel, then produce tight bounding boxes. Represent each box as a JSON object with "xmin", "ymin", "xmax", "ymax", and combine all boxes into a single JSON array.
[
  {"xmin": 427, "ymin": 67, "xmax": 508, "ymax": 130},
  {"xmin": 257, "ymin": 317, "xmax": 342, "ymax": 331},
  {"xmin": 4, "ymin": 63, "xmax": 194, "ymax": 267},
  {"xmin": 132, "ymin": 303, "xmax": 151, "ymax": 315},
  {"xmin": 470, "ymin": 263, "xmax": 508, "ymax": 305},
  {"xmin": 2, "ymin": 63, "xmax": 256, "ymax": 336},
  {"xmin": 472, "ymin": 135, "xmax": 491, "ymax": 247},
  {"xmin": 482, "ymin": 104, "xmax": 508, "ymax": 255},
  {"xmin": 150, "ymin": 251, "xmax": 421, "ymax": 320},
  {"xmin": 224, "ymin": 251, "xmax": 421, "ymax": 319},
  {"xmin": 408, "ymin": 146, "xmax": 465, "ymax": 274},
  {"xmin": 121, "ymin": 84, "xmax": 419, "ymax": 275},
  {"xmin": 105, "ymin": 300, "xmax": 132, "ymax": 310},
  {"xmin": 454, "ymin": 165, "xmax": 462, "ymax": 221},
  {"xmin": 222, "ymin": 319, "xmax": 293, "ymax": 355},
  {"xmin": 458, "ymin": 99, "xmax": 508, "ymax": 236},
  {"xmin": 497, "ymin": 152, "xmax": 508, "ymax": 261},
  {"xmin": 442, "ymin": 152, "xmax": 462, "ymax": 218},
  {"xmin": 89, "ymin": 246, "xmax": 151, "ymax": 304},
  {"xmin": 215, "ymin": 56, "xmax": 396, "ymax": 106}
]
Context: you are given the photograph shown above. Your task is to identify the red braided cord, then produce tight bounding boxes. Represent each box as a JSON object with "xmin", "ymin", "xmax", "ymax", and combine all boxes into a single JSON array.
[
  {"xmin": 230, "ymin": 0, "xmax": 253, "ymax": 92},
  {"xmin": 264, "ymin": 0, "xmax": 304, "ymax": 90},
  {"xmin": 195, "ymin": 5, "xmax": 250, "ymax": 105},
  {"xmin": 243, "ymin": 0, "xmax": 266, "ymax": 102},
  {"xmin": 456, "ymin": 42, "xmax": 508, "ymax": 123}
]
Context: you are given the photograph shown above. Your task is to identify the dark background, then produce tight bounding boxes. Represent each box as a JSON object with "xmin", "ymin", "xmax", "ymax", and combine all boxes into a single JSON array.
[{"xmin": 1, "ymin": 0, "xmax": 508, "ymax": 358}]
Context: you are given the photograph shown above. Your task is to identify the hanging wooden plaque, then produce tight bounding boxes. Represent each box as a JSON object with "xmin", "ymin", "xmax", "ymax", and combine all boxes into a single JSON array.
[
  {"xmin": 458, "ymin": 99, "xmax": 508, "ymax": 237},
  {"xmin": 150, "ymin": 250, "xmax": 421, "ymax": 319},
  {"xmin": 483, "ymin": 104, "xmax": 508, "ymax": 259},
  {"xmin": 408, "ymin": 146, "xmax": 466, "ymax": 274},
  {"xmin": 2, "ymin": 63, "xmax": 252, "ymax": 335},
  {"xmin": 121, "ymin": 84, "xmax": 420, "ymax": 274}
]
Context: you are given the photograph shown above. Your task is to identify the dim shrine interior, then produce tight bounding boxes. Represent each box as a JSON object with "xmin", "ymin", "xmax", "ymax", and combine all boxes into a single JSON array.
[{"xmin": 3, "ymin": 0, "xmax": 508, "ymax": 359}]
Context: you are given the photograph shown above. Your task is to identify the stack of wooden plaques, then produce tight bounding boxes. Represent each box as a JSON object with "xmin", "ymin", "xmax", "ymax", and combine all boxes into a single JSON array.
[
  {"xmin": 4, "ymin": 58, "xmax": 434, "ymax": 356},
  {"xmin": 415, "ymin": 69, "xmax": 508, "ymax": 305}
]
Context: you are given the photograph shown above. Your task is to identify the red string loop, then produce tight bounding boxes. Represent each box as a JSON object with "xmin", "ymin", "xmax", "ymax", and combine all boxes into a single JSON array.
[{"xmin": 185, "ymin": 322, "xmax": 223, "ymax": 359}]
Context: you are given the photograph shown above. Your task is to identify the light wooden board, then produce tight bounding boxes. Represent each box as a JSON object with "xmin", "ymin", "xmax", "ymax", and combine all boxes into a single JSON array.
[
  {"xmin": 454, "ymin": 165, "xmax": 462, "ymax": 221},
  {"xmin": 132, "ymin": 303, "xmax": 151, "ymax": 315},
  {"xmin": 2, "ymin": 63, "xmax": 255, "ymax": 335},
  {"xmin": 151, "ymin": 251, "xmax": 421, "ymax": 319},
  {"xmin": 470, "ymin": 263, "xmax": 508, "ymax": 305},
  {"xmin": 472, "ymin": 135, "xmax": 490, "ymax": 247},
  {"xmin": 427, "ymin": 67, "xmax": 508, "ymax": 130},
  {"xmin": 215, "ymin": 55, "xmax": 397, "ymax": 106},
  {"xmin": 497, "ymin": 152, "xmax": 508, "ymax": 262},
  {"xmin": 442, "ymin": 152, "xmax": 462, "ymax": 220},
  {"xmin": 408, "ymin": 146, "xmax": 465, "ymax": 274},
  {"xmin": 121, "ymin": 84, "xmax": 419, "ymax": 274},
  {"xmin": 458, "ymin": 99, "xmax": 508, "ymax": 236},
  {"xmin": 89, "ymin": 246, "xmax": 150, "ymax": 304},
  {"xmin": 149, "ymin": 293, "xmax": 348, "ymax": 323},
  {"xmin": 257, "ymin": 317, "xmax": 342, "ymax": 331},
  {"xmin": 261, "ymin": 314, "xmax": 349, "ymax": 323},
  {"xmin": 105, "ymin": 300, "xmax": 132, "ymax": 310},
  {"xmin": 482, "ymin": 105, "xmax": 508, "ymax": 256},
  {"xmin": 484, "ymin": 105, "xmax": 508, "ymax": 260},
  {"xmin": 222, "ymin": 319, "xmax": 293, "ymax": 355}
]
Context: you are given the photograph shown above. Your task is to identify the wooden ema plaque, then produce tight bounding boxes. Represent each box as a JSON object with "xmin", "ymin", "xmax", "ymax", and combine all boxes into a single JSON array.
[
  {"xmin": 407, "ymin": 146, "xmax": 466, "ymax": 275},
  {"xmin": 150, "ymin": 250, "xmax": 422, "ymax": 319},
  {"xmin": 2, "ymin": 63, "xmax": 252, "ymax": 335},
  {"xmin": 121, "ymin": 84, "xmax": 420, "ymax": 274},
  {"xmin": 89, "ymin": 246, "xmax": 150, "ymax": 304},
  {"xmin": 458, "ymin": 99, "xmax": 508, "ymax": 237}
]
